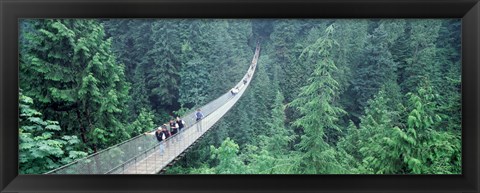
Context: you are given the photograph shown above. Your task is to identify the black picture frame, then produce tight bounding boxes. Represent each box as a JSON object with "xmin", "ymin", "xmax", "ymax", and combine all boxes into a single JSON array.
[{"xmin": 1, "ymin": 0, "xmax": 479, "ymax": 192}]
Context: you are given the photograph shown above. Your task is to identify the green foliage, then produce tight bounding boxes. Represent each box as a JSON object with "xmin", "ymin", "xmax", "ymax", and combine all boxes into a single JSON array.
[
  {"xmin": 192, "ymin": 138, "xmax": 246, "ymax": 174},
  {"xmin": 20, "ymin": 19, "xmax": 131, "ymax": 152},
  {"xmin": 400, "ymin": 20, "xmax": 442, "ymax": 93},
  {"xmin": 355, "ymin": 86, "xmax": 404, "ymax": 174},
  {"xmin": 331, "ymin": 20, "xmax": 368, "ymax": 93},
  {"xmin": 142, "ymin": 20, "xmax": 183, "ymax": 108},
  {"xmin": 178, "ymin": 58, "xmax": 210, "ymax": 108},
  {"xmin": 390, "ymin": 81, "xmax": 460, "ymax": 174},
  {"xmin": 337, "ymin": 121, "xmax": 361, "ymax": 161},
  {"xmin": 19, "ymin": 19, "xmax": 461, "ymax": 174},
  {"xmin": 434, "ymin": 19, "xmax": 461, "ymax": 131},
  {"xmin": 289, "ymin": 25, "xmax": 346, "ymax": 174},
  {"xmin": 355, "ymin": 81, "xmax": 460, "ymax": 174},
  {"xmin": 126, "ymin": 108, "xmax": 156, "ymax": 137},
  {"xmin": 270, "ymin": 20, "xmax": 307, "ymax": 102},
  {"xmin": 351, "ymin": 23, "xmax": 397, "ymax": 115},
  {"xmin": 239, "ymin": 61, "xmax": 276, "ymax": 136},
  {"xmin": 103, "ymin": 20, "xmax": 154, "ymax": 119},
  {"xmin": 104, "ymin": 19, "xmax": 253, "ymax": 118},
  {"xmin": 19, "ymin": 92, "xmax": 87, "ymax": 174},
  {"xmin": 264, "ymin": 91, "xmax": 295, "ymax": 154}
]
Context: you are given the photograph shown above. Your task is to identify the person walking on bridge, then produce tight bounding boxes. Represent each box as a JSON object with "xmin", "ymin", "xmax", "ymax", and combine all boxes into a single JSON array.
[
  {"xmin": 161, "ymin": 124, "xmax": 172, "ymax": 150},
  {"xmin": 176, "ymin": 116, "xmax": 186, "ymax": 142},
  {"xmin": 169, "ymin": 119, "xmax": 179, "ymax": 143},
  {"xmin": 145, "ymin": 126, "xmax": 170, "ymax": 156},
  {"xmin": 230, "ymin": 87, "xmax": 239, "ymax": 97},
  {"xmin": 176, "ymin": 116, "xmax": 186, "ymax": 132},
  {"xmin": 169, "ymin": 119, "xmax": 179, "ymax": 136},
  {"xmin": 195, "ymin": 109, "xmax": 204, "ymax": 132}
]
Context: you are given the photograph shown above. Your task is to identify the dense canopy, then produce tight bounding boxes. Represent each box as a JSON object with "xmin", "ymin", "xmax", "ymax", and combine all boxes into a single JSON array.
[{"xmin": 19, "ymin": 19, "xmax": 461, "ymax": 174}]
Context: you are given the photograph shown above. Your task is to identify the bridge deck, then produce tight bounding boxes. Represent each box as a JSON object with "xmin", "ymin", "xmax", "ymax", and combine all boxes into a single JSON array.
[
  {"xmin": 46, "ymin": 45, "xmax": 260, "ymax": 175},
  {"xmin": 117, "ymin": 82, "xmax": 249, "ymax": 174}
]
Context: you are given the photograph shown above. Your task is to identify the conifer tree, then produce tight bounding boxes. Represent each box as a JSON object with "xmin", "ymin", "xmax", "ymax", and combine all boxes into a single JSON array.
[
  {"xmin": 331, "ymin": 20, "xmax": 369, "ymax": 93},
  {"xmin": 337, "ymin": 121, "xmax": 361, "ymax": 161},
  {"xmin": 104, "ymin": 20, "xmax": 155, "ymax": 119},
  {"xmin": 390, "ymin": 21, "xmax": 413, "ymax": 93},
  {"xmin": 351, "ymin": 24, "xmax": 397, "ymax": 115},
  {"xmin": 243, "ymin": 90, "xmax": 296, "ymax": 174},
  {"xmin": 247, "ymin": 62, "xmax": 276, "ymax": 129},
  {"xmin": 331, "ymin": 20, "xmax": 368, "ymax": 124},
  {"xmin": 400, "ymin": 20, "xmax": 442, "ymax": 93},
  {"xmin": 356, "ymin": 86, "xmax": 403, "ymax": 174},
  {"xmin": 178, "ymin": 58, "xmax": 210, "ymax": 108},
  {"xmin": 20, "ymin": 19, "xmax": 131, "ymax": 151},
  {"xmin": 289, "ymin": 25, "xmax": 346, "ymax": 174},
  {"xmin": 390, "ymin": 80, "xmax": 460, "ymax": 174},
  {"xmin": 379, "ymin": 19, "xmax": 406, "ymax": 48},
  {"xmin": 434, "ymin": 19, "xmax": 461, "ymax": 131},
  {"xmin": 143, "ymin": 20, "xmax": 182, "ymax": 110},
  {"xmin": 130, "ymin": 61, "xmax": 154, "ymax": 117},
  {"xmin": 270, "ymin": 20, "xmax": 305, "ymax": 101},
  {"xmin": 265, "ymin": 91, "xmax": 294, "ymax": 154}
]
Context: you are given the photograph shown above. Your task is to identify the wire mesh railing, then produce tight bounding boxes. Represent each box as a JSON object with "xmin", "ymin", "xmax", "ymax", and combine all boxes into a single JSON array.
[{"xmin": 45, "ymin": 44, "xmax": 260, "ymax": 174}]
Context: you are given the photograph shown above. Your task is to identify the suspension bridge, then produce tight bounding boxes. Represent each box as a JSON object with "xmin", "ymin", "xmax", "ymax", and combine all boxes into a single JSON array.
[{"xmin": 45, "ymin": 44, "xmax": 260, "ymax": 174}]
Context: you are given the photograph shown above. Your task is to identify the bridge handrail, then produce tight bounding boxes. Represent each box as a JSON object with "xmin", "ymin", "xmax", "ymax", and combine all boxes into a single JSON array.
[
  {"xmin": 104, "ymin": 109, "xmax": 212, "ymax": 174},
  {"xmin": 45, "ymin": 44, "xmax": 260, "ymax": 174},
  {"xmin": 104, "ymin": 62, "xmax": 258, "ymax": 174}
]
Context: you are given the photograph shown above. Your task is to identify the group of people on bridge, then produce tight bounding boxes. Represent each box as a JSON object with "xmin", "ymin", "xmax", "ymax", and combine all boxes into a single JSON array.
[
  {"xmin": 144, "ymin": 44, "xmax": 260, "ymax": 156},
  {"xmin": 230, "ymin": 48, "xmax": 258, "ymax": 96},
  {"xmin": 144, "ymin": 109, "xmax": 204, "ymax": 155}
]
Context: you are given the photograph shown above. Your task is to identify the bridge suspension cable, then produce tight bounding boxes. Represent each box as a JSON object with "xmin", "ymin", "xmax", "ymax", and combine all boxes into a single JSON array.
[{"xmin": 46, "ymin": 44, "xmax": 261, "ymax": 174}]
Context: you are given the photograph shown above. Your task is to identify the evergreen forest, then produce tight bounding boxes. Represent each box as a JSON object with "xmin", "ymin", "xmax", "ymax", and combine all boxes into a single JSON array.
[{"xmin": 19, "ymin": 19, "xmax": 461, "ymax": 174}]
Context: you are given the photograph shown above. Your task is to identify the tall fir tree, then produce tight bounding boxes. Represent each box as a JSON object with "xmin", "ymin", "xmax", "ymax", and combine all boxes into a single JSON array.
[
  {"xmin": 178, "ymin": 58, "xmax": 210, "ymax": 109},
  {"xmin": 20, "ymin": 19, "xmax": 131, "ymax": 152},
  {"xmin": 400, "ymin": 20, "xmax": 442, "ymax": 93},
  {"xmin": 289, "ymin": 25, "xmax": 346, "ymax": 174},
  {"xmin": 143, "ymin": 20, "xmax": 183, "ymax": 113},
  {"xmin": 331, "ymin": 20, "xmax": 368, "ymax": 124},
  {"xmin": 270, "ymin": 20, "xmax": 305, "ymax": 102},
  {"xmin": 264, "ymin": 91, "xmax": 294, "ymax": 155},
  {"xmin": 390, "ymin": 80, "xmax": 460, "ymax": 174},
  {"xmin": 103, "ymin": 20, "xmax": 156, "ymax": 119},
  {"xmin": 433, "ymin": 19, "xmax": 461, "ymax": 131},
  {"xmin": 351, "ymin": 23, "xmax": 397, "ymax": 117},
  {"xmin": 356, "ymin": 86, "xmax": 403, "ymax": 174}
]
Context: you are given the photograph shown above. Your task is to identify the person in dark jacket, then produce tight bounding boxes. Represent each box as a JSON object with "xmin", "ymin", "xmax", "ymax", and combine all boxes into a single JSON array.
[
  {"xmin": 195, "ymin": 109, "xmax": 204, "ymax": 121},
  {"xmin": 176, "ymin": 116, "xmax": 186, "ymax": 142},
  {"xmin": 176, "ymin": 117, "xmax": 186, "ymax": 132},
  {"xmin": 169, "ymin": 119, "xmax": 179, "ymax": 143},
  {"xmin": 145, "ymin": 126, "xmax": 169, "ymax": 155},
  {"xmin": 169, "ymin": 119, "xmax": 179, "ymax": 136},
  {"xmin": 195, "ymin": 109, "xmax": 204, "ymax": 132},
  {"xmin": 161, "ymin": 124, "xmax": 171, "ymax": 149}
]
